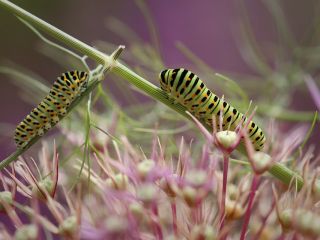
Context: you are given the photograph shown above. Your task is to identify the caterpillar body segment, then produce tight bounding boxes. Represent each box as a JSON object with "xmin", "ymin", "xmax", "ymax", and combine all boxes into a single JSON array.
[
  {"xmin": 159, "ymin": 68, "xmax": 266, "ymax": 151},
  {"xmin": 14, "ymin": 70, "xmax": 88, "ymax": 149}
]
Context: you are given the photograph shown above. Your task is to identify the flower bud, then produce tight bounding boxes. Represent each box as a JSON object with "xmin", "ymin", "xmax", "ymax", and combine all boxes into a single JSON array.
[
  {"xmin": 250, "ymin": 223, "xmax": 275, "ymax": 240},
  {"xmin": 295, "ymin": 209, "xmax": 320, "ymax": 236},
  {"xmin": 225, "ymin": 199, "xmax": 244, "ymax": 220},
  {"xmin": 279, "ymin": 209, "xmax": 293, "ymax": 230},
  {"xmin": 106, "ymin": 173, "xmax": 129, "ymax": 190},
  {"xmin": 227, "ymin": 184, "xmax": 239, "ymax": 201},
  {"xmin": 164, "ymin": 235, "xmax": 179, "ymax": 240},
  {"xmin": 190, "ymin": 224, "xmax": 217, "ymax": 240},
  {"xmin": 215, "ymin": 131, "xmax": 237, "ymax": 149},
  {"xmin": 14, "ymin": 224, "xmax": 37, "ymax": 240},
  {"xmin": 203, "ymin": 225, "xmax": 217, "ymax": 240},
  {"xmin": 297, "ymin": 210, "xmax": 313, "ymax": 234},
  {"xmin": 137, "ymin": 159, "xmax": 155, "ymax": 179},
  {"xmin": 129, "ymin": 202, "xmax": 144, "ymax": 220},
  {"xmin": 159, "ymin": 175, "xmax": 179, "ymax": 198},
  {"xmin": 312, "ymin": 179, "xmax": 320, "ymax": 199},
  {"xmin": 252, "ymin": 152, "xmax": 271, "ymax": 173},
  {"xmin": 185, "ymin": 169, "xmax": 207, "ymax": 187},
  {"xmin": 32, "ymin": 178, "xmax": 54, "ymax": 200},
  {"xmin": 59, "ymin": 216, "xmax": 77, "ymax": 236},
  {"xmin": 311, "ymin": 215, "xmax": 320, "ymax": 235},
  {"xmin": 181, "ymin": 186, "xmax": 197, "ymax": 207},
  {"xmin": 104, "ymin": 216, "xmax": 128, "ymax": 233},
  {"xmin": 136, "ymin": 183, "xmax": 158, "ymax": 204},
  {"xmin": 0, "ymin": 191, "xmax": 13, "ymax": 211}
]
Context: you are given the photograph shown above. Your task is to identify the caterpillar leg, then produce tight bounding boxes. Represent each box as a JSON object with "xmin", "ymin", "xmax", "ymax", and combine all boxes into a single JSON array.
[{"xmin": 164, "ymin": 92, "xmax": 179, "ymax": 105}]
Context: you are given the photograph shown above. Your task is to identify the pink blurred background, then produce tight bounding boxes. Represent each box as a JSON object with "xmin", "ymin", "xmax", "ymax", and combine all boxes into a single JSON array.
[{"xmin": 0, "ymin": 0, "xmax": 318, "ymax": 158}]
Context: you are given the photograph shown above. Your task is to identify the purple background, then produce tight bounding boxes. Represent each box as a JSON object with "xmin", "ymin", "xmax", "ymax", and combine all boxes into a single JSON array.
[{"xmin": 0, "ymin": 0, "xmax": 318, "ymax": 158}]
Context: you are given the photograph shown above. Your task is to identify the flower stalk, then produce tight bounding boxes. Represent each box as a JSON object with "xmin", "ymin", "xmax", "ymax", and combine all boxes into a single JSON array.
[
  {"xmin": 219, "ymin": 154, "xmax": 230, "ymax": 239},
  {"xmin": 170, "ymin": 200, "xmax": 178, "ymax": 236},
  {"xmin": 240, "ymin": 174, "xmax": 259, "ymax": 240}
]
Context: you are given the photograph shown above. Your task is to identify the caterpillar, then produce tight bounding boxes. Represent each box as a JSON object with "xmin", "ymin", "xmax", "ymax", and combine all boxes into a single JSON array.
[
  {"xmin": 14, "ymin": 70, "xmax": 88, "ymax": 149},
  {"xmin": 159, "ymin": 68, "xmax": 266, "ymax": 151}
]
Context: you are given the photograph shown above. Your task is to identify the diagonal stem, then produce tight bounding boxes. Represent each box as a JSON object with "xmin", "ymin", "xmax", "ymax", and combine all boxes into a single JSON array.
[
  {"xmin": 219, "ymin": 154, "xmax": 229, "ymax": 239},
  {"xmin": 240, "ymin": 174, "xmax": 259, "ymax": 240}
]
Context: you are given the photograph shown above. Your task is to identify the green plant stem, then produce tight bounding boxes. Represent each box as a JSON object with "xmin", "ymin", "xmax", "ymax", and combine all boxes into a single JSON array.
[
  {"xmin": 0, "ymin": 0, "xmax": 307, "ymax": 190},
  {"xmin": 230, "ymin": 157, "xmax": 304, "ymax": 190},
  {"xmin": 268, "ymin": 162, "xmax": 303, "ymax": 190},
  {"xmin": 112, "ymin": 64, "xmax": 192, "ymax": 118}
]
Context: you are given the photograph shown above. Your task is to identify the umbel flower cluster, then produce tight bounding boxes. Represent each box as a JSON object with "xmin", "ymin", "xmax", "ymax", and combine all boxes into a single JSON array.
[{"xmin": 0, "ymin": 113, "xmax": 319, "ymax": 239}]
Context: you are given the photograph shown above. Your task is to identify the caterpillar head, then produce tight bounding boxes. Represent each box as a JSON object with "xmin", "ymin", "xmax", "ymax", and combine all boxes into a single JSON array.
[{"xmin": 159, "ymin": 69, "xmax": 171, "ymax": 92}]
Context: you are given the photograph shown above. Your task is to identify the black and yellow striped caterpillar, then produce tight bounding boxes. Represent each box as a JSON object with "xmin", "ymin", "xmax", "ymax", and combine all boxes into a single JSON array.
[
  {"xmin": 14, "ymin": 70, "xmax": 88, "ymax": 149},
  {"xmin": 159, "ymin": 68, "xmax": 266, "ymax": 151}
]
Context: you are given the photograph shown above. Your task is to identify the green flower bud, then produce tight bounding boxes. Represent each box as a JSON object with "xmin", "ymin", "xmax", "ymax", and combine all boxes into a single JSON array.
[
  {"xmin": 185, "ymin": 169, "xmax": 207, "ymax": 187},
  {"xmin": 252, "ymin": 152, "xmax": 271, "ymax": 173},
  {"xmin": 297, "ymin": 210, "xmax": 313, "ymax": 234},
  {"xmin": 129, "ymin": 202, "xmax": 144, "ymax": 219},
  {"xmin": 215, "ymin": 131, "xmax": 237, "ymax": 149},
  {"xmin": 59, "ymin": 216, "xmax": 77, "ymax": 236},
  {"xmin": 311, "ymin": 215, "xmax": 320, "ymax": 235},
  {"xmin": 14, "ymin": 224, "xmax": 37, "ymax": 240},
  {"xmin": 137, "ymin": 159, "xmax": 155, "ymax": 178},
  {"xmin": 279, "ymin": 209, "xmax": 293, "ymax": 229},
  {"xmin": 104, "ymin": 216, "xmax": 128, "ymax": 233},
  {"xmin": 182, "ymin": 186, "xmax": 197, "ymax": 206},
  {"xmin": 106, "ymin": 173, "xmax": 129, "ymax": 190},
  {"xmin": 203, "ymin": 225, "xmax": 217, "ymax": 240},
  {"xmin": 227, "ymin": 184, "xmax": 239, "ymax": 201},
  {"xmin": 225, "ymin": 199, "xmax": 244, "ymax": 220},
  {"xmin": 136, "ymin": 183, "xmax": 157, "ymax": 204},
  {"xmin": 32, "ymin": 178, "xmax": 54, "ymax": 200},
  {"xmin": 190, "ymin": 225, "xmax": 217, "ymax": 240},
  {"xmin": 159, "ymin": 176, "xmax": 179, "ymax": 198},
  {"xmin": 312, "ymin": 180, "xmax": 320, "ymax": 199},
  {"xmin": 0, "ymin": 191, "xmax": 13, "ymax": 211}
]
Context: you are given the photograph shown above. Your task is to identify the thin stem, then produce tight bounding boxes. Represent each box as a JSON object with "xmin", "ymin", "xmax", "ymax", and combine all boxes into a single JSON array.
[
  {"xmin": 240, "ymin": 174, "xmax": 259, "ymax": 240},
  {"xmin": 219, "ymin": 154, "xmax": 229, "ymax": 239},
  {"xmin": 170, "ymin": 200, "xmax": 178, "ymax": 236},
  {"xmin": 293, "ymin": 111, "xmax": 318, "ymax": 158},
  {"xmin": 151, "ymin": 203, "xmax": 163, "ymax": 240},
  {"xmin": 253, "ymin": 200, "xmax": 275, "ymax": 240},
  {"xmin": 84, "ymin": 92, "xmax": 93, "ymax": 186},
  {"xmin": 191, "ymin": 204, "xmax": 201, "ymax": 225}
]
